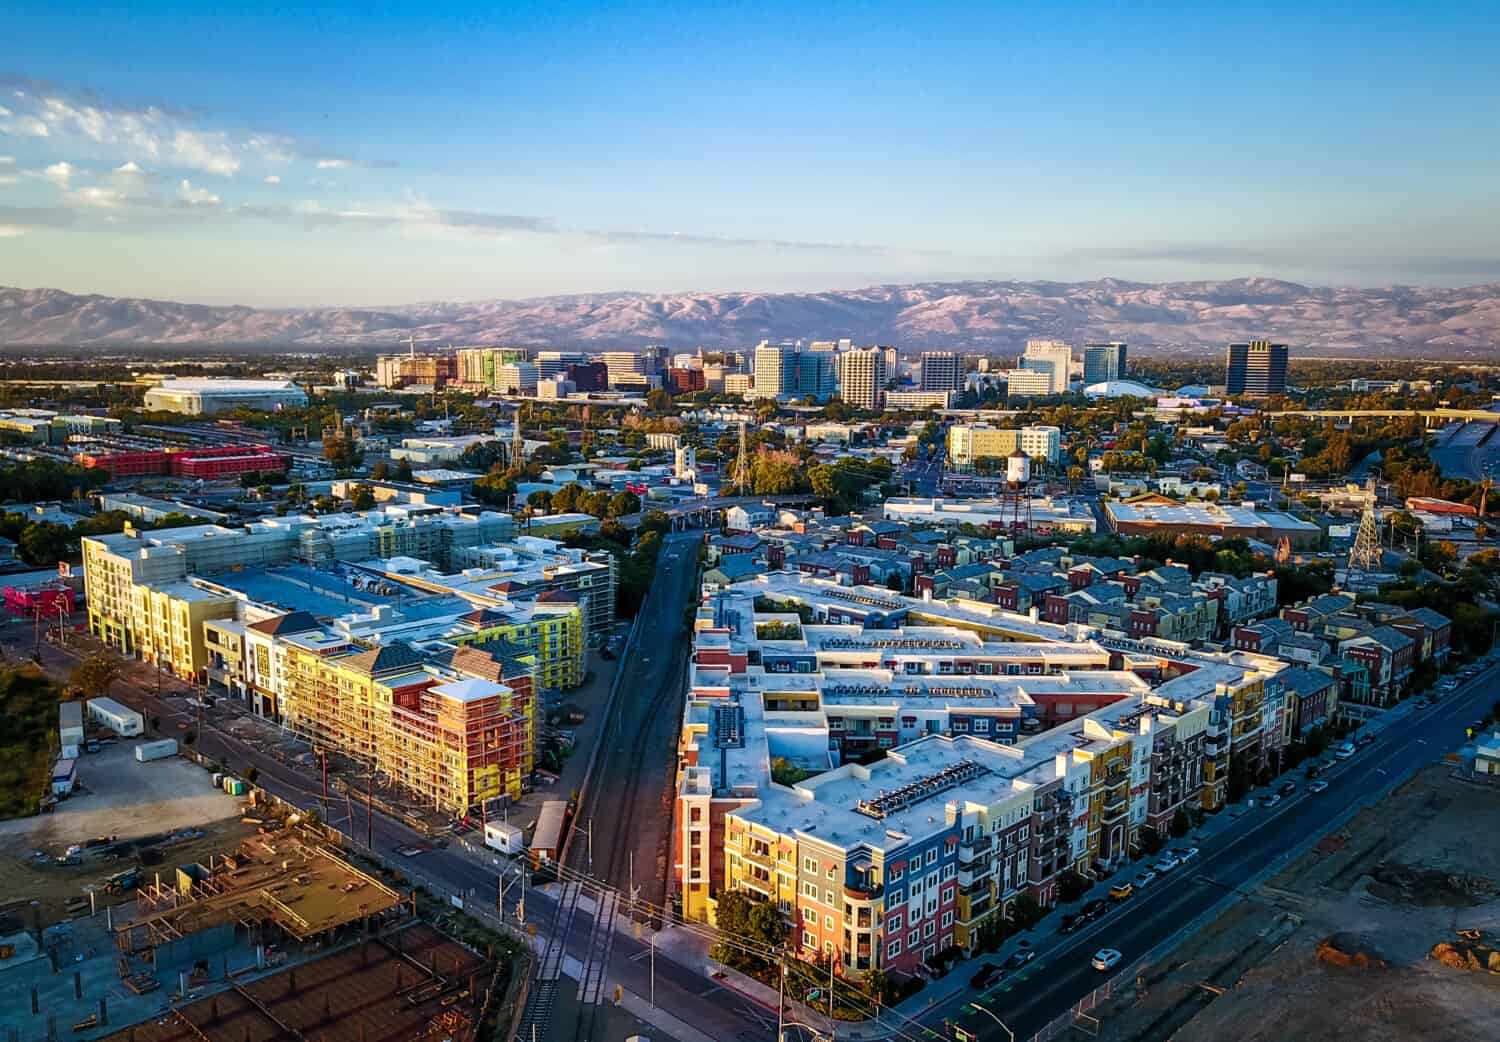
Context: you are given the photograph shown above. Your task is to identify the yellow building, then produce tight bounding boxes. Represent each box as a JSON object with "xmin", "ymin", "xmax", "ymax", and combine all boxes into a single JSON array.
[{"xmin": 443, "ymin": 601, "xmax": 584, "ymax": 691}]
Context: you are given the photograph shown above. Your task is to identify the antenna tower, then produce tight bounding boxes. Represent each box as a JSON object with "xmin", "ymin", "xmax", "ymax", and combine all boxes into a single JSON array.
[
  {"xmin": 1347, "ymin": 477, "xmax": 1383, "ymax": 574},
  {"xmin": 736, "ymin": 420, "xmax": 750, "ymax": 495}
]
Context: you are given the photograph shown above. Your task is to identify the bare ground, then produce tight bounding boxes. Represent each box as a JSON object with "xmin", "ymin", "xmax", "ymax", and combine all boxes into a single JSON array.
[
  {"xmin": 0, "ymin": 741, "xmax": 253, "ymax": 923},
  {"xmin": 1092, "ymin": 766, "xmax": 1500, "ymax": 1042}
]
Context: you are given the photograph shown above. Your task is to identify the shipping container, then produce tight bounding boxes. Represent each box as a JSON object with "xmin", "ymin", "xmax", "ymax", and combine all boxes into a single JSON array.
[
  {"xmin": 135, "ymin": 738, "xmax": 178, "ymax": 762},
  {"xmin": 87, "ymin": 697, "xmax": 144, "ymax": 737},
  {"xmin": 226, "ymin": 779, "xmax": 246, "ymax": 796},
  {"xmin": 484, "ymin": 821, "xmax": 526, "ymax": 856}
]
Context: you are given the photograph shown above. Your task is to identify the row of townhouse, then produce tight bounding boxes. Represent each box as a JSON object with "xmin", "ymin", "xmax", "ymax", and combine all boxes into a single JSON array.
[
  {"xmin": 676, "ymin": 574, "xmax": 1290, "ymax": 980},
  {"xmin": 1234, "ymin": 593, "xmax": 1452, "ymax": 709}
]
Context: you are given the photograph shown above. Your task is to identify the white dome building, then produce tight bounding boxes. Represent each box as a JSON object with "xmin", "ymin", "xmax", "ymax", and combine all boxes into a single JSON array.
[{"xmin": 1082, "ymin": 379, "xmax": 1162, "ymax": 399}]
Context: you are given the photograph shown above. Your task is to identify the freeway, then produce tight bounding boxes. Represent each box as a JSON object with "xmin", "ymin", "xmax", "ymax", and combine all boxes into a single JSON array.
[{"xmin": 940, "ymin": 659, "xmax": 1500, "ymax": 1041}]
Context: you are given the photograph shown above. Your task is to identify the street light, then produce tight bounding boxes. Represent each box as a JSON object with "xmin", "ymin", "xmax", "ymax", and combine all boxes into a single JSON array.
[{"xmin": 968, "ymin": 1002, "xmax": 1015, "ymax": 1042}]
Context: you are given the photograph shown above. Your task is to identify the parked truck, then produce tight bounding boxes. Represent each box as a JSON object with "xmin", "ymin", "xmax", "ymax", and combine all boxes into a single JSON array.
[{"xmin": 135, "ymin": 738, "xmax": 178, "ymax": 762}]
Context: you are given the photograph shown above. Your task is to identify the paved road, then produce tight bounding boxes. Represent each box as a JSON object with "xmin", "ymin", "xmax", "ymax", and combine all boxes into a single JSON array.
[{"xmin": 941, "ymin": 661, "xmax": 1500, "ymax": 1041}]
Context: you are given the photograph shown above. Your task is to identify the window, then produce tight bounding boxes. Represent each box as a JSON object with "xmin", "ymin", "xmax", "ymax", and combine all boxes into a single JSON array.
[
  {"xmin": 826, "ymin": 866, "xmax": 836, "ymax": 880},
  {"xmin": 887, "ymin": 940, "xmax": 902, "ymax": 958},
  {"xmin": 804, "ymin": 932, "xmax": 818, "ymax": 949},
  {"xmin": 887, "ymin": 912, "xmax": 902, "ymax": 931},
  {"xmin": 825, "ymin": 914, "xmax": 835, "ymax": 930},
  {"xmin": 890, "ymin": 864, "xmax": 903, "ymax": 881},
  {"xmin": 975, "ymin": 718, "xmax": 990, "ymax": 731},
  {"xmin": 926, "ymin": 849, "xmax": 937, "ymax": 866},
  {"xmin": 941, "ymin": 911, "xmax": 954, "ymax": 928},
  {"xmin": 923, "ymin": 921, "xmax": 936, "ymax": 939},
  {"xmin": 803, "ymin": 908, "xmax": 817, "ymax": 924},
  {"xmin": 908, "ymin": 929, "xmax": 920, "ymax": 946},
  {"xmin": 941, "ymin": 865, "xmax": 955, "ymax": 880},
  {"xmin": 802, "ymin": 881, "xmax": 817, "ymax": 899},
  {"xmin": 825, "ymin": 889, "xmax": 835, "ymax": 906},
  {"xmin": 888, "ymin": 888, "xmax": 903, "ymax": 904}
]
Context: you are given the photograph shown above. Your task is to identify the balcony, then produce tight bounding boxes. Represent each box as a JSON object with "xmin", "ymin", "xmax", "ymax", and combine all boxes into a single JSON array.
[
  {"xmin": 740, "ymin": 846, "xmax": 775, "ymax": 869},
  {"xmin": 958, "ymin": 833, "xmax": 993, "ymax": 863}
]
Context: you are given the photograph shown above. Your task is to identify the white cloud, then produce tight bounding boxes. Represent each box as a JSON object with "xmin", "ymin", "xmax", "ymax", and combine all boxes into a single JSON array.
[
  {"xmin": 263, "ymin": 174, "xmax": 281, "ymax": 185},
  {"xmin": 2, "ymin": 114, "xmax": 49, "ymax": 137},
  {"xmin": 0, "ymin": 225, "xmax": 22, "ymax": 237},
  {"xmin": 0, "ymin": 106, "xmax": 10, "ymax": 117},
  {"xmin": 247, "ymin": 135, "xmax": 295, "ymax": 164},
  {"xmin": 178, "ymin": 178, "xmax": 221, "ymax": 207},
  {"xmin": 66, "ymin": 185, "xmax": 126, "ymax": 208},
  {"xmin": 170, "ymin": 129, "xmax": 239, "ymax": 176},
  {"xmin": 315, "ymin": 158, "xmax": 351, "ymax": 170},
  {"xmin": 43, "ymin": 161, "xmax": 73, "ymax": 186},
  {"xmin": 114, "ymin": 161, "xmax": 142, "ymax": 174}
]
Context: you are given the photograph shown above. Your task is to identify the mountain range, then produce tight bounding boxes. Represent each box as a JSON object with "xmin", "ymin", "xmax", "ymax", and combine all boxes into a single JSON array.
[{"xmin": 2, "ymin": 278, "xmax": 1499, "ymax": 355}]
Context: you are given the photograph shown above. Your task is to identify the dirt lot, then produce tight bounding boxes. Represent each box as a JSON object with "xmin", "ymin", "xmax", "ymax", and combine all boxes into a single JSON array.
[
  {"xmin": 1091, "ymin": 766, "xmax": 1500, "ymax": 1042},
  {"xmin": 0, "ymin": 741, "xmax": 254, "ymax": 922}
]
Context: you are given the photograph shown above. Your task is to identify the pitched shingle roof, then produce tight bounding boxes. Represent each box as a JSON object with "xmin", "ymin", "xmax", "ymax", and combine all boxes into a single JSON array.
[{"xmin": 245, "ymin": 610, "xmax": 321, "ymax": 636}]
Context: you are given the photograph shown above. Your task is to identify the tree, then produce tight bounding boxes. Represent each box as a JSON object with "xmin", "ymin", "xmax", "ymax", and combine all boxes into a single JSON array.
[
  {"xmin": 708, "ymin": 890, "xmax": 785, "ymax": 973},
  {"xmin": 245, "ymin": 766, "xmax": 259, "ymax": 785},
  {"xmin": 322, "ymin": 432, "xmax": 363, "ymax": 472},
  {"xmin": 1010, "ymin": 894, "xmax": 1044, "ymax": 929},
  {"xmin": 350, "ymin": 484, "xmax": 377, "ymax": 510},
  {"xmin": 1138, "ymin": 825, "xmax": 1165, "ymax": 855},
  {"xmin": 1056, "ymin": 871, "xmax": 1089, "ymax": 903},
  {"xmin": 606, "ymin": 490, "xmax": 640, "ymax": 518},
  {"xmin": 1169, "ymin": 806, "xmax": 1192, "ymax": 838},
  {"xmin": 647, "ymin": 388, "xmax": 673, "ymax": 413},
  {"xmin": 18, "ymin": 522, "xmax": 71, "ymax": 566},
  {"xmin": 70, "ymin": 652, "xmax": 120, "ymax": 698},
  {"xmin": 371, "ymin": 460, "xmax": 391, "ymax": 480}
]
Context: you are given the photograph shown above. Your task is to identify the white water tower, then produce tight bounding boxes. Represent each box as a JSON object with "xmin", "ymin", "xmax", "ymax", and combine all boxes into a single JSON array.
[{"xmin": 1006, "ymin": 452, "xmax": 1031, "ymax": 486}]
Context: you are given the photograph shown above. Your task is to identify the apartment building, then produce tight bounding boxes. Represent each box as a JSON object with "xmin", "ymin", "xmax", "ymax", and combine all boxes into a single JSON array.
[
  {"xmin": 674, "ymin": 577, "xmax": 1259, "ymax": 972},
  {"xmin": 918, "ymin": 352, "xmax": 960, "ymax": 394},
  {"xmin": 946, "ymin": 425, "xmax": 1063, "ymax": 466},
  {"xmin": 376, "ymin": 354, "xmax": 456, "ymax": 389},
  {"xmin": 839, "ymin": 348, "xmax": 887, "ymax": 411}
]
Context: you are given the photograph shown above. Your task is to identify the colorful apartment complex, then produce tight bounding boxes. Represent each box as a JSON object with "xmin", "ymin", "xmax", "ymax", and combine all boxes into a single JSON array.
[
  {"xmin": 78, "ymin": 508, "xmax": 610, "ymax": 815},
  {"xmin": 673, "ymin": 573, "xmax": 1282, "ymax": 979}
]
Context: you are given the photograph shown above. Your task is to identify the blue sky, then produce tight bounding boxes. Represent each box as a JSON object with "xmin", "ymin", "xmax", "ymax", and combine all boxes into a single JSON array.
[{"xmin": 1, "ymin": 1, "xmax": 1497, "ymax": 306}]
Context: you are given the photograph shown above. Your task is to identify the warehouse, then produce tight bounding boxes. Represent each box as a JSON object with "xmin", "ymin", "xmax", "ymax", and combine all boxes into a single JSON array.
[{"xmin": 142, "ymin": 378, "xmax": 308, "ymax": 415}]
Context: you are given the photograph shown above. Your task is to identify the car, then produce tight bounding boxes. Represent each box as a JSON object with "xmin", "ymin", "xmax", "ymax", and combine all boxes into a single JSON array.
[
  {"xmin": 1415, "ymin": 699, "xmax": 1432, "ymax": 709},
  {"xmin": 1091, "ymin": 948, "xmax": 1123, "ymax": 972},
  {"xmin": 1334, "ymin": 742, "xmax": 1356, "ymax": 760},
  {"xmin": 1305, "ymin": 763, "xmax": 1322, "ymax": 778},
  {"xmin": 396, "ymin": 844, "xmax": 425, "ymax": 857},
  {"xmin": 969, "ymin": 963, "xmax": 1004, "ymax": 990},
  {"xmin": 1308, "ymin": 780, "xmax": 1329, "ymax": 793},
  {"xmin": 1358, "ymin": 733, "xmax": 1376, "ymax": 747},
  {"xmin": 1058, "ymin": 914, "xmax": 1082, "ymax": 934},
  {"xmin": 1262, "ymin": 793, "xmax": 1282, "ymax": 808},
  {"xmin": 1153, "ymin": 855, "xmax": 1181, "ymax": 873},
  {"xmin": 1277, "ymin": 781, "xmax": 1297, "ymax": 797},
  {"xmin": 1004, "ymin": 950, "xmax": 1037, "ymax": 971},
  {"xmin": 1136, "ymin": 869, "xmax": 1158, "ymax": 888},
  {"xmin": 1172, "ymin": 847, "xmax": 1200, "ymax": 863},
  {"xmin": 1108, "ymin": 882, "xmax": 1134, "ymax": 901},
  {"xmin": 1081, "ymin": 898, "xmax": 1109, "ymax": 920}
]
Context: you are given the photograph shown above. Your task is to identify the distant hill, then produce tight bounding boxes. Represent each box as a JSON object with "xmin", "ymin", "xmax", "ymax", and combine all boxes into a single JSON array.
[{"xmin": 3, "ymin": 278, "xmax": 1498, "ymax": 355}]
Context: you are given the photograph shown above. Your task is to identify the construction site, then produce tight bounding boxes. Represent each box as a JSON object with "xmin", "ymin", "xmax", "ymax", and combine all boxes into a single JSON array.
[
  {"xmin": 0, "ymin": 826, "xmax": 501, "ymax": 1042},
  {"xmin": 1087, "ymin": 764, "xmax": 1500, "ymax": 1042}
]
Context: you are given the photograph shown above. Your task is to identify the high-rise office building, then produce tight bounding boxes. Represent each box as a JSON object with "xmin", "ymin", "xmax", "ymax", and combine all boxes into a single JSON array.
[
  {"xmin": 919, "ymin": 351, "xmax": 960, "ymax": 393},
  {"xmin": 1022, "ymin": 340, "xmax": 1073, "ymax": 394},
  {"xmin": 536, "ymin": 351, "xmax": 590, "ymax": 380},
  {"xmin": 1225, "ymin": 340, "xmax": 1289, "ymax": 396},
  {"xmin": 1083, "ymin": 342, "xmax": 1128, "ymax": 385},
  {"xmin": 839, "ymin": 347, "xmax": 887, "ymax": 410},
  {"xmin": 751, "ymin": 343, "xmax": 836, "ymax": 402},
  {"xmin": 1003, "ymin": 368, "xmax": 1053, "ymax": 399},
  {"xmin": 602, "ymin": 351, "xmax": 644, "ymax": 387}
]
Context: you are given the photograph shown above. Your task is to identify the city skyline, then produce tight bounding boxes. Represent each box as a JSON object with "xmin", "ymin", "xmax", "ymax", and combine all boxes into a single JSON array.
[{"xmin": 3, "ymin": 3, "xmax": 1499, "ymax": 306}]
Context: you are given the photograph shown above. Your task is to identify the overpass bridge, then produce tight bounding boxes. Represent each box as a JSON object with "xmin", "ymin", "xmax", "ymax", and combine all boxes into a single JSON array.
[{"xmin": 1267, "ymin": 407, "xmax": 1500, "ymax": 427}]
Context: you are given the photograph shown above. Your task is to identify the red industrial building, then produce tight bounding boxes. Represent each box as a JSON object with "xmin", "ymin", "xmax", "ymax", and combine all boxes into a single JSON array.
[{"xmin": 76, "ymin": 445, "xmax": 292, "ymax": 480}]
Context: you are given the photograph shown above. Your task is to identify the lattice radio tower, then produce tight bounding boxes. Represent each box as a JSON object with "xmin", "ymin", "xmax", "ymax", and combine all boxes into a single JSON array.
[
  {"xmin": 734, "ymin": 420, "xmax": 751, "ymax": 495},
  {"xmin": 1348, "ymin": 477, "xmax": 1383, "ymax": 574}
]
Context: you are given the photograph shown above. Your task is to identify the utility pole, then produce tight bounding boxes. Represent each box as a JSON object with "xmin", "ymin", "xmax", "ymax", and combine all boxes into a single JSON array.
[{"xmin": 366, "ymin": 774, "xmax": 373, "ymax": 848}]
